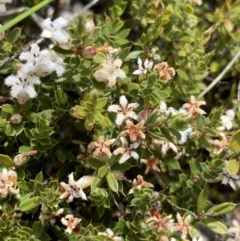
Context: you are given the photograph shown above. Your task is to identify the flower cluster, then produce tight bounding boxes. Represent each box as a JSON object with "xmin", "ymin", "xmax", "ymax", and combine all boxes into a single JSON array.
[
  {"xmin": 0, "ymin": 168, "xmax": 19, "ymax": 197},
  {"xmin": 4, "ymin": 44, "xmax": 65, "ymax": 104}
]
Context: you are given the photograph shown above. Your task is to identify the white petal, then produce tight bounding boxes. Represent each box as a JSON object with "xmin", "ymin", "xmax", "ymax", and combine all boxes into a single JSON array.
[
  {"xmin": 77, "ymin": 176, "xmax": 94, "ymax": 189},
  {"xmin": 119, "ymin": 95, "xmax": 128, "ymax": 106},
  {"xmin": 115, "ymin": 114, "xmax": 125, "ymax": 125},
  {"xmin": 108, "ymin": 104, "xmax": 119, "ymax": 113},
  {"xmin": 40, "ymin": 28, "xmax": 53, "ymax": 38},
  {"xmin": 119, "ymin": 153, "xmax": 130, "ymax": 164},
  {"xmin": 130, "ymin": 151, "xmax": 139, "ymax": 160}
]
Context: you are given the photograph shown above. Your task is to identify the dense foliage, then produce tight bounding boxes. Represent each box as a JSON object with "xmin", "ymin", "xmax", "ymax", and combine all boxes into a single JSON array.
[{"xmin": 0, "ymin": 0, "xmax": 240, "ymax": 240}]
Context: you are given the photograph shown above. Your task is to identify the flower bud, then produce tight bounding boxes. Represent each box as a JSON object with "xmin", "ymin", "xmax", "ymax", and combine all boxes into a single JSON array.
[
  {"xmin": 82, "ymin": 46, "xmax": 97, "ymax": 59},
  {"xmin": 14, "ymin": 154, "xmax": 27, "ymax": 166},
  {"xmin": 189, "ymin": 132, "xmax": 199, "ymax": 141},
  {"xmin": 85, "ymin": 19, "xmax": 95, "ymax": 33},
  {"xmin": 10, "ymin": 114, "xmax": 22, "ymax": 124}
]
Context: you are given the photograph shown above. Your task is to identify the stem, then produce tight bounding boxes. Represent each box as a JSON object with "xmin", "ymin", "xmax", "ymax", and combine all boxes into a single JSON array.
[
  {"xmin": 0, "ymin": 0, "xmax": 53, "ymax": 33},
  {"xmin": 197, "ymin": 50, "xmax": 240, "ymax": 100}
]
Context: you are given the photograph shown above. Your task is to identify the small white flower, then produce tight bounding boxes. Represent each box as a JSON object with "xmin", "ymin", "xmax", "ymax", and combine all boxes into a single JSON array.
[
  {"xmin": 160, "ymin": 101, "xmax": 187, "ymax": 116},
  {"xmin": 178, "ymin": 127, "xmax": 192, "ymax": 144},
  {"xmin": 153, "ymin": 139, "xmax": 178, "ymax": 156},
  {"xmin": 218, "ymin": 109, "xmax": 235, "ymax": 131},
  {"xmin": 41, "ymin": 17, "xmax": 72, "ymax": 50},
  {"xmin": 59, "ymin": 173, "xmax": 94, "ymax": 202},
  {"xmin": 93, "ymin": 58, "xmax": 126, "ymax": 87},
  {"xmin": 5, "ymin": 71, "xmax": 41, "ymax": 104},
  {"xmin": 108, "ymin": 95, "xmax": 139, "ymax": 125},
  {"xmin": 0, "ymin": 0, "xmax": 12, "ymax": 12},
  {"xmin": 133, "ymin": 57, "xmax": 153, "ymax": 75},
  {"xmin": 98, "ymin": 228, "xmax": 123, "ymax": 241},
  {"xmin": 61, "ymin": 214, "xmax": 81, "ymax": 234},
  {"xmin": 19, "ymin": 44, "xmax": 65, "ymax": 77},
  {"xmin": 0, "ymin": 24, "xmax": 4, "ymax": 40},
  {"xmin": 113, "ymin": 137, "xmax": 139, "ymax": 164}
]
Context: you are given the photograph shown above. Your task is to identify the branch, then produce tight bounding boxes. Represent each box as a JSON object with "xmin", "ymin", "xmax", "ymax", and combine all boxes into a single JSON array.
[{"xmin": 197, "ymin": 50, "xmax": 240, "ymax": 100}]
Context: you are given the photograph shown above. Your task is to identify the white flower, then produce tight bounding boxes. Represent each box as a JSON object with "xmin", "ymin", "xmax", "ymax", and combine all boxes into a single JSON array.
[
  {"xmin": 98, "ymin": 228, "xmax": 123, "ymax": 241},
  {"xmin": 108, "ymin": 95, "xmax": 139, "ymax": 125},
  {"xmin": 154, "ymin": 139, "xmax": 178, "ymax": 156},
  {"xmin": 19, "ymin": 44, "xmax": 65, "ymax": 77},
  {"xmin": 61, "ymin": 214, "xmax": 81, "ymax": 234},
  {"xmin": 160, "ymin": 101, "xmax": 187, "ymax": 116},
  {"xmin": 220, "ymin": 161, "xmax": 239, "ymax": 190},
  {"xmin": 41, "ymin": 17, "xmax": 72, "ymax": 50},
  {"xmin": 93, "ymin": 58, "xmax": 126, "ymax": 87},
  {"xmin": 178, "ymin": 127, "xmax": 192, "ymax": 144},
  {"xmin": 133, "ymin": 57, "xmax": 153, "ymax": 75},
  {"xmin": 0, "ymin": 0, "xmax": 12, "ymax": 12},
  {"xmin": 5, "ymin": 71, "xmax": 41, "ymax": 104},
  {"xmin": 113, "ymin": 137, "xmax": 139, "ymax": 164},
  {"xmin": 0, "ymin": 168, "xmax": 19, "ymax": 197},
  {"xmin": 218, "ymin": 109, "xmax": 235, "ymax": 131},
  {"xmin": 59, "ymin": 173, "xmax": 94, "ymax": 202}
]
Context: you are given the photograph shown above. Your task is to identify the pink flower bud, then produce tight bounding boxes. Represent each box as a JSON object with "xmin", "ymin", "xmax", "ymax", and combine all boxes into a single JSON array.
[
  {"xmin": 10, "ymin": 114, "xmax": 22, "ymax": 124},
  {"xmin": 82, "ymin": 46, "xmax": 97, "ymax": 59},
  {"xmin": 14, "ymin": 154, "xmax": 27, "ymax": 166}
]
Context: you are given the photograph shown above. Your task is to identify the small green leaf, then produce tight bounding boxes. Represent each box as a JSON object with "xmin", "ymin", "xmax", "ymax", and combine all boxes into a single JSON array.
[
  {"xmin": 7, "ymin": 28, "xmax": 21, "ymax": 43},
  {"xmin": 227, "ymin": 159, "xmax": 239, "ymax": 175},
  {"xmin": 98, "ymin": 166, "xmax": 108, "ymax": 178},
  {"xmin": 204, "ymin": 218, "xmax": 228, "ymax": 234},
  {"xmin": 96, "ymin": 97, "xmax": 108, "ymax": 109},
  {"xmin": 91, "ymin": 176, "xmax": 103, "ymax": 189},
  {"xmin": 19, "ymin": 196, "xmax": 40, "ymax": 212},
  {"xmin": 1, "ymin": 104, "xmax": 19, "ymax": 114},
  {"xmin": 197, "ymin": 185, "xmax": 208, "ymax": 213},
  {"xmin": 35, "ymin": 172, "xmax": 43, "ymax": 183},
  {"xmin": 0, "ymin": 118, "xmax": 6, "ymax": 127},
  {"xmin": 185, "ymin": 4, "xmax": 193, "ymax": 14},
  {"xmin": 207, "ymin": 202, "xmax": 236, "ymax": 216},
  {"xmin": 176, "ymin": 69, "xmax": 188, "ymax": 81},
  {"xmin": 87, "ymin": 157, "xmax": 104, "ymax": 169},
  {"xmin": 2, "ymin": 42, "xmax": 12, "ymax": 52},
  {"xmin": 0, "ymin": 154, "xmax": 14, "ymax": 167},
  {"xmin": 165, "ymin": 158, "xmax": 181, "ymax": 170},
  {"xmin": 106, "ymin": 171, "xmax": 118, "ymax": 193}
]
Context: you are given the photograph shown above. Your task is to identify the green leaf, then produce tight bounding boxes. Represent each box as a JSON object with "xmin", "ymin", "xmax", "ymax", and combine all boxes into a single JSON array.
[
  {"xmin": 185, "ymin": 4, "xmax": 193, "ymax": 14},
  {"xmin": 227, "ymin": 159, "xmax": 239, "ymax": 175},
  {"xmin": 98, "ymin": 166, "xmax": 108, "ymax": 178},
  {"xmin": 1, "ymin": 104, "xmax": 19, "ymax": 114},
  {"xmin": 19, "ymin": 196, "xmax": 40, "ymax": 212},
  {"xmin": 207, "ymin": 202, "xmax": 236, "ymax": 216},
  {"xmin": 2, "ymin": 42, "xmax": 12, "ymax": 52},
  {"xmin": 35, "ymin": 172, "xmax": 43, "ymax": 183},
  {"xmin": 87, "ymin": 157, "xmax": 104, "ymax": 169},
  {"xmin": 0, "ymin": 118, "xmax": 6, "ymax": 127},
  {"xmin": 197, "ymin": 185, "xmax": 208, "ymax": 213},
  {"xmin": 96, "ymin": 97, "xmax": 108, "ymax": 109},
  {"xmin": 91, "ymin": 176, "xmax": 103, "ymax": 189},
  {"xmin": 0, "ymin": 154, "xmax": 14, "ymax": 167},
  {"xmin": 106, "ymin": 171, "xmax": 118, "ymax": 193},
  {"xmin": 165, "ymin": 158, "xmax": 181, "ymax": 170},
  {"xmin": 7, "ymin": 28, "xmax": 21, "ymax": 43},
  {"xmin": 176, "ymin": 69, "xmax": 188, "ymax": 81},
  {"xmin": 204, "ymin": 218, "xmax": 228, "ymax": 234},
  {"xmin": 127, "ymin": 51, "xmax": 143, "ymax": 59},
  {"xmin": 4, "ymin": 123, "xmax": 16, "ymax": 136}
]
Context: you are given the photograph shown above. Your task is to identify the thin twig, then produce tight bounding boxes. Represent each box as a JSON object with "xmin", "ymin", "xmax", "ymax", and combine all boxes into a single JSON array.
[
  {"xmin": 197, "ymin": 50, "xmax": 240, "ymax": 100},
  {"xmin": 166, "ymin": 198, "xmax": 197, "ymax": 218}
]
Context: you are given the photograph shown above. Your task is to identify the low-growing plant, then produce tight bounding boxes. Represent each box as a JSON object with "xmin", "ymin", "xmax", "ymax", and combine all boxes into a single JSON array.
[{"xmin": 0, "ymin": 0, "xmax": 240, "ymax": 240}]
